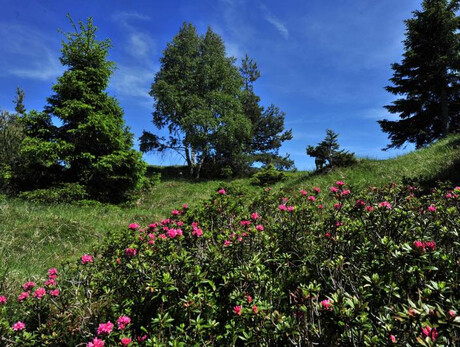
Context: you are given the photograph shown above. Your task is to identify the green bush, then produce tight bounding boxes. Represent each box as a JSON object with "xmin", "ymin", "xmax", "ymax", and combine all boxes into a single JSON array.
[
  {"xmin": 251, "ymin": 164, "xmax": 286, "ymax": 186},
  {"xmin": 18, "ymin": 183, "xmax": 88, "ymax": 204},
  {"xmin": 1, "ymin": 182, "xmax": 459, "ymax": 345}
]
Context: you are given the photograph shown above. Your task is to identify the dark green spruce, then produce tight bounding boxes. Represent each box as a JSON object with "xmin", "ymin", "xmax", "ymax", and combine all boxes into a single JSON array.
[{"xmin": 379, "ymin": 0, "xmax": 460, "ymax": 149}]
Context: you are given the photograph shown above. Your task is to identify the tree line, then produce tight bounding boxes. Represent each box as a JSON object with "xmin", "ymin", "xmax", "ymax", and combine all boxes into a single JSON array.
[{"xmin": 1, "ymin": 0, "xmax": 459, "ymax": 202}]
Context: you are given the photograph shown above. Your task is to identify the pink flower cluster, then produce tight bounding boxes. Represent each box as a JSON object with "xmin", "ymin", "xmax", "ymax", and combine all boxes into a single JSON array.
[
  {"xmin": 125, "ymin": 248, "xmax": 137, "ymax": 257},
  {"xmin": 33, "ymin": 287, "xmax": 46, "ymax": 299},
  {"xmin": 192, "ymin": 224, "xmax": 203, "ymax": 237},
  {"xmin": 12, "ymin": 321, "xmax": 25, "ymax": 332},
  {"xmin": 378, "ymin": 201, "xmax": 392, "ymax": 209},
  {"xmin": 421, "ymin": 325, "xmax": 438, "ymax": 342},
  {"xmin": 97, "ymin": 321, "xmax": 114, "ymax": 335},
  {"xmin": 0, "ymin": 295, "xmax": 6, "ymax": 305},
  {"xmin": 427, "ymin": 205, "xmax": 436, "ymax": 212},
  {"xmin": 87, "ymin": 337, "xmax": 104, "ymax": 347},
  {"xmin": 218, "ymin": 189, "xmax": 226, "ymax": 195},
  {"xmin": 414, "ymin": 240, "xmax": 436, "ymax": 252},
  {"xmin": 117, "ymin": 315, "xmax": 131, "ymax": 330},
  {"xmin": 320, "ymin": 299, "xmax": 333, "ymax": 311},
  {"xmin": 81, "ymin": 254, "xmax": 94, "ymax": 265}
]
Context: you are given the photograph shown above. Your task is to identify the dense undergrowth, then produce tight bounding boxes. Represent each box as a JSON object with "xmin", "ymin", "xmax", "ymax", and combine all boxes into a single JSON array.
[{"xmin": 0, "ymin": 181, "xmax": 459, "ymax": 345}]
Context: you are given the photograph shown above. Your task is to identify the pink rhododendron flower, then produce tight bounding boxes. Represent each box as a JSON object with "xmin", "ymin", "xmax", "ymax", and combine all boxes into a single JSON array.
[
  {"xmin": 341, "ymin": 189, "xmax": 351, "ymax": 196},
  {"xmin": 300, "ymin": 190, "xmax": 308, "ymax": 196},
  {"xmin": 335, "ymin": 180, "xmax": 345, "ymax": 186},
  {"xmin": 356, "ymin": 199, "xmax": 366, "ymax": 207},
  {"xmin": 97, "ymin": 321, "xmax": 114, "ymax": 335},
  {"xmin": 117, "ymin": 316, "xmax": 131, "ymax": 330},
  {"xmin": 251, "ymin": 212, "xmax": 259, "ymax": 220},
  {"xmin": 23, "ymin": 281, "xmax": 36, "ymax": 291},
  {"xmin": 245, "ymin": 295, "xmax": 252, "ymax": 304},
  {"xmin": 158, "ymin": 234, "xmax": 167, "ymax": 239},
  {"xmin": 12, "ymin": 321, "xmax": 25, "ymax": 331},
  {"xmin": 365, "ymin": 206, "xmax": 374, "ymax": 212},
  {"xmin": 176, "ymin": 221, "xmax": 184, "ymax": 226},
  {"xmin": 308, "ymin": 196, "xmax": 316, "ymax": 202},
  {"xmin": 137, "ymin": 335, "xmax": 147, "ymax": 342},
  {"xmin": 148, "ymin": 223, "xmax": 157, "ymax": 229},
  {"xmin": 424, "ymin": 241, "xmax": 436, "ymax": 251},
  {"xmin": 421, "ymin": 325, "xmax": 437, "ymax": 341},
  {"xmin": 428, "ymin": 205, "xmax": 436, "ymax": 212},
  {"xmin": 192, "ymin": 227, "xmax": 203, "ymax": 237},
  {"xmin": 282, "ymin": 197, "xmax": 288, "ymax": 202},
  {"xmin": 49, "ymin": 289, "xmax": 60, "ymax": 297},
  {"xmin": 320, "ymin": 299, "xmax": 333, "ymax": 311},
  {"xmin": 128, "ymin": 223, "xmax": 139, "ymax": 230},
  {"xmin": 233, "ymin": 305, "xmax": 242, "ymax": 316},
  {"xmin": 167, "ymin": 229, "xmax": 177, "ymax": 238},
  {"xmin": 33, "ymin": 287, "xmax": 46, "ymax": 299},
  {"xmin": 87, "ymin": 337, "xmax": 105, "ymax": 347},
  {"xmin": 48, "ymin": 268, "xmax": 58, "ymax": 278},
  {"xmin": 182, "ymin": 203, "xmax": 189, "ymax": 209},
  {"xmin": 378, "ymin": 201, "xmax": 392, "ymax": 209},
  {"xmin": 81, "ymin": 254, "xmax": 94, "ymax": 265},
  {"xmin": 45, "ymin": 279, "xmax": 57, "ymax": 287},
  {"xmin": 335, "ymin": 221, "xmax": 343, "ymax": 228},
  {"xmin": 252, "ymin": 305, "xmax": 259, "ymax": 314},
  {"xmin": 240, "ymin": 220, "xmax": 251, "ymax": 227},
  {"xmin": 171, "ymin": 209, "xmax": 180, "ymax": 216},
  {"xmin": 313, "ymin": 187, "xmax": 321, "ymax": 193},
  {"xmin": 324, "ymin": 232, "xmax": 331, "ymax": 238},
  {"xmin": 161, "ymin": 219, "xmax": 171, "ymax": 225},
  {"xmin": 125, "ymin": 248, "xmax": 137, "ymax": 257},
  {"xmin": 287, "ymin": 206, "xmax": 295, "ymax": 212},
  {"xmin": 18, "ymin": 292, "xmax": 29, "ymax": 301},
  {"xmin": 390, "ymin": 335, "xmax": 396, "ymax": 343},
  {"xmin": 334, "ymin": 203, "xmax": 341, "ymax": 210},
  {"xmin": 278, "ymin": 204, "xmax": 287, "ymax": 211},
  {"xmin": 224, "ymin": 240, "xmax": 232, "ymax": 247},
  {"xmin": 448, "ymin": 310, "xmax": 456, "ymax": 318},
  {"xmin": 256, "ymin": 224, "xmax": 264, "ymax": 231},
  {"xmin": 330, "ymin": 186, "xmax": 339, "ymax": 193},
  {"xmin": 318, "ymin": 204, "xmax": 324, "ymax": 209},
  {"xmin": 0, "ymin": 295, "xmax": 6, "ymax": 304},
  {"xmin": 120, "ymin": 337, "xmax": 132, "ymax": 346},
  {"xmin": 218, "ymin": 189, "xmax": 226, "ymax": 195},
  {"xmin": 446, "ymin": 193, "xmax": 453, "ymax": 198}
]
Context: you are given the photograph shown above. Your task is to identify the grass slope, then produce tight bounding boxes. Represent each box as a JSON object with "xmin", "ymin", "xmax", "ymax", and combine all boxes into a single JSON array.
[{"xmin": 1, "ymin": 135, "xmax": 459, "ymax": 291}]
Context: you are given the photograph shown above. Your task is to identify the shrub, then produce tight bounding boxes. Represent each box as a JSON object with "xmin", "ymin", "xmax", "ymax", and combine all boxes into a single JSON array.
[
  {"xmin": 1, "ymin": 182, "xmax": 459, "ymax": 345},
  {"xmin": 18, "ymin": 183, "xmax": 88, "ymax": 204},
  {"xmin": 251, "ymin": 164, "xmax": 286, "ymax": 186}
]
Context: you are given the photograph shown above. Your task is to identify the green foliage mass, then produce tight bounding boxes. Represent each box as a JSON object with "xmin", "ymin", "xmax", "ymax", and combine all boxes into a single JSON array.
[
  {"xmin": 0, "ymin": 181, "xmax": 459, "ymax": 345},
  {"xmin": 306, "ymin": 129, "xmax": 357, "ymax": 172},
  {"xmin": 141, "ymin": 23, "xmax": 292, "ymax": 178},
  {"xmin": 379, "ymin": 0, "xmax": 460, "ymax": 149},
  {"xmin": 12, "ymin": 17, "xmax": 146, "ymax": 203}
]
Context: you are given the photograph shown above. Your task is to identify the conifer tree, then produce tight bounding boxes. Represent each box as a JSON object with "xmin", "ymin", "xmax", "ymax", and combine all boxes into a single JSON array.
[
  {"xmin": 379, "ymin": 0, "xmax": 460, "ymax": 149},
  {"xmin": 23, "ymin": 16, "xmax": 146, "ymax": 202}
]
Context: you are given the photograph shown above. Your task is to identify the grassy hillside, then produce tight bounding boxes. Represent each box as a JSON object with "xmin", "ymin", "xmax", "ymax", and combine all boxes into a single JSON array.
[{"xmin": 1, "ymin": 134, "xmax": 459, "ymax": 292}]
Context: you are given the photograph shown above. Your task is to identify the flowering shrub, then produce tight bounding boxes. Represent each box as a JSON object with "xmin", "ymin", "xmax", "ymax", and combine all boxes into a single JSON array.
[{"xmin": 0, "ymin": 182, "xmax": 459, "ymax": 345}]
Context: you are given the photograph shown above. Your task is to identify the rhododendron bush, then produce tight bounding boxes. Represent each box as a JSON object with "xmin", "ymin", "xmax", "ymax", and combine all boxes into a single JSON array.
[{"xmin": 1, "ymin": 183, "xmax": 459, "ymax": 345}]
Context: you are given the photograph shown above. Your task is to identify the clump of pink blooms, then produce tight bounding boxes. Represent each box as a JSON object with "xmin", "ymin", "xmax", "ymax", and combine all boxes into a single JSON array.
[
  {"xmin": 18, "ymin": 291, "xmax": 29, "ymax": 301},
  {"xmin": 256, "ymin": 224, "xmax": 264, "ymax": 231},
  {"xmin": 33, "ymin": 287, "xmax": 46, "ymax": 299},
  {"xmin": 81, "ymin": 254, "xmax": 94, "ymax": 265},
  {"xmin": 87, "ymin": 337, "xmax": 105, "ymax": 347},
  {"xmin": 120, "ymin": 337, "xmax": 132, "ymax": 346},
  {"xmin": 250, "ymin": 212, "xmax": 259, "ymax": 220},
  {"xmin": 125, "ymin": 248, "xmax": 137, "ymax": 256},
  {"xmin": 23, "ymin": 281, "xmax": 36, "ymax": 291},
  {"xmin": 378, "ymin": 201, "xmax": 392, "ymax": 209},
  {"xmin": 421, "ymin": 325, "xmax": 438, "ymax": 342},
  {"xmin": 320, "ymin": 299, "xmax": 333, "ymax": 311},
  {"xmin": 97, "ymin": 321, "xmax": 114, "ymax": 335},
  {"xmin": 12, "ymin": 321, "xmax": 25, "ymax": 332},
  {"xmin": 0, "ymin": 295, "xmax": 6, "ymax": 305},
  {"xmin": 117, "ymin": 315, "xmax": 131, "ymax": 330},
  {"xmin": 233, "ymin": 305, "xmax": 242, "ymax": 316},
  {"xmin": 128, "ymin": 223, "xmax": 139, "ymax": 230},
  {"xmin": 414, "ymin": 240, "xmax": 436, "ymax": 252},
  {"xmin": 218, "ymin": 189, "xmax": 226, "ymax": 195},
  {"xmin": 427, "ymin": 205, "xmax": 436, "ymax": 212}
]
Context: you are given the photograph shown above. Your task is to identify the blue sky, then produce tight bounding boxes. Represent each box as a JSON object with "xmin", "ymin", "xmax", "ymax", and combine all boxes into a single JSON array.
[{"xmin": 0, "ymin": 0, "xmax": 421, "ymax": 170}]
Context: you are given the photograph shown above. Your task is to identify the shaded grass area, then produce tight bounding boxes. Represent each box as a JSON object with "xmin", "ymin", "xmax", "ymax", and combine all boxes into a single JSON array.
[{"xmin": 1, "ymin": 134, "xmax": 459, "ymax": 291}]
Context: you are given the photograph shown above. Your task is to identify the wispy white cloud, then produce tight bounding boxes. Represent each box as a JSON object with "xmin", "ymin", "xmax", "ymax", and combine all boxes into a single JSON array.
[
  {"xmin": 110, "ymin": 65, "xmax": 154, "ymax": 108},
  {"xmin": 111, "ymin": 11, "xmax": 156, "ymax": 60},
  {"xmin": 0, "ymin": 24, "xmax": 62, "ymax": 81},
  {"xmin": 260, "ymin": 4, "xmax": 289, "ymax": 39}
]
